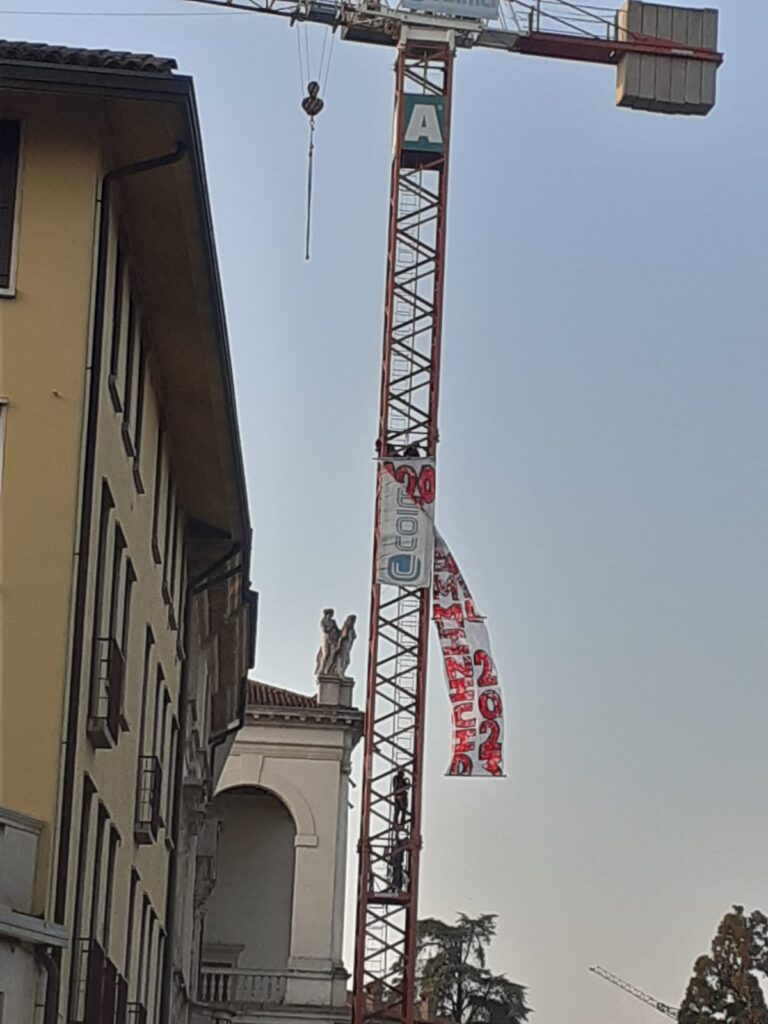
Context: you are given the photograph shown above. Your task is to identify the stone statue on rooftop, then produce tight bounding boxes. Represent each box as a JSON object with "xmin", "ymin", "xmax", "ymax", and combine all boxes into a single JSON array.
[
  {"xmin": 315, "ymin": 609, "xmax": 339, "ymax": 677},
  {"xmin": 315, "ymin": 609, "xmax": 357, "ymax": 679}
]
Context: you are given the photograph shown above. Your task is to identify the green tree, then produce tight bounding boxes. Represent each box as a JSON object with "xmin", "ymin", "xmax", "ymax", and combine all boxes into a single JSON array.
[
  {"xmin": 415, "ymin": 913, "xmax": 531, "ymax": 1024},
  {"xmin": 679, "ymin": 906, "xmax": 768, "ymax": 1024}
]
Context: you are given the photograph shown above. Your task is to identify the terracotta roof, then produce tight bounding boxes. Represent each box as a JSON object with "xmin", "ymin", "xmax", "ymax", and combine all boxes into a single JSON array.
[
  {"xmin": 247, "ymin": 681, "xmax": 318, "ymax": 710},
  {"xmin": 0, "ymin": 39, "xmax": 177, "ymax": 74}
]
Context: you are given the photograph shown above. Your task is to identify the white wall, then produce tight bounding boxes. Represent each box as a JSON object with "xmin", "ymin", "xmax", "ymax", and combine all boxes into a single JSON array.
[
  {"xmin": 204, "ymin": 788, "xmax": 296, "ymax": 971},
  {"xmin": 0, "ymin": 943, "xmax": 37, "ymax": 1024}
]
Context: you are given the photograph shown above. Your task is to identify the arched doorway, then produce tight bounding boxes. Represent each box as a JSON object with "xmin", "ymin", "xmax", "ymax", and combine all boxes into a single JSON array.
[{"xmin": 203, "ymin": 786, "xmax": 296, "ymax": 971}]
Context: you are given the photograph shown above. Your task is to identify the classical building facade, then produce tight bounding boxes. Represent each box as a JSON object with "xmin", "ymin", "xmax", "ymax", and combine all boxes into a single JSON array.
[
  {"xmin": 0, "ymin": 41, "xmax": 255, "ymax": 1024},
  {"xmin": 190, "ymin": 677, "xmax": 363, "ymax": 1024}
]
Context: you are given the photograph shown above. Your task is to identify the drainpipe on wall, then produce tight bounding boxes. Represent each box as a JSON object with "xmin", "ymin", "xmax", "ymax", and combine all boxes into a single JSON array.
[
  {"xmin": 34, "ymin": 945, "xmax": 59, "ymax": 1024},
  {"xmin": 48, "ymin": 141, "xmax": 187, "ymax": 1024}
]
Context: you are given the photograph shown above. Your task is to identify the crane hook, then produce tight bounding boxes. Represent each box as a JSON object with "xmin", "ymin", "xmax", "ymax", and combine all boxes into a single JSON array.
[{"xmin": 302, "ymin": 80, "xmax": 324, "ymax": 119}]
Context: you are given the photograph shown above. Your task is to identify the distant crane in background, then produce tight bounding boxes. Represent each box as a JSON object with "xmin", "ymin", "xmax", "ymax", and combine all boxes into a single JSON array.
[
  {"xmin": 188, "ymin": 3, "xmax": 722, "ymax": 1024},
  {"xmin": 590, "ymin": 965, "xmax": 680, "ymax": 1019}
]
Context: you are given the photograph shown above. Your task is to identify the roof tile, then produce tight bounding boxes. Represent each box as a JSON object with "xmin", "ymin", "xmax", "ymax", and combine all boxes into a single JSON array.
[
  {"xmin": 247, "ymin": 681, "xmax": 318, "ymax": 710},
  {"xmin": 0, "ymin": 39, "xmax": 177, "ymax": 74}
]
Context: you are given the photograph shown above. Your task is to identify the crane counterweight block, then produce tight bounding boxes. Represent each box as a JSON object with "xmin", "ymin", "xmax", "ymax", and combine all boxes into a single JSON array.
[{"xmin": 615, "ymin": 2, "xmax": 720, "ymax": 115}]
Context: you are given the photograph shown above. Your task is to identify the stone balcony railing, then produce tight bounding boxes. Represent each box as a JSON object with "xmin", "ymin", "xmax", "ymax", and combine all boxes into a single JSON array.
[
  {"xmin": 198, "ymin": 965, "xmax": 349, "ymax": 1011},
  {"xmin": 199, "ymin": 968, "xmax": 289, "ymax": 1007}
]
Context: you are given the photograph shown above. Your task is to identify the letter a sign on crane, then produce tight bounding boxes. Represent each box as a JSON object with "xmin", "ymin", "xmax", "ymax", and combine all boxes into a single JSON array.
[{"xmin": 403, "ymin": 94, "xmax": 444, "ymax": 165}]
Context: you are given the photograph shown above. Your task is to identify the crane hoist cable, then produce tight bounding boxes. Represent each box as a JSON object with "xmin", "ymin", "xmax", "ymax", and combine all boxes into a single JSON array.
[
  {"xmin": 295, "ymin": 23, "xmax": 335, "ymax": 260},
  {"xmin": 301, "ymin": 79, "xmax": 324, "ymax": 260}
]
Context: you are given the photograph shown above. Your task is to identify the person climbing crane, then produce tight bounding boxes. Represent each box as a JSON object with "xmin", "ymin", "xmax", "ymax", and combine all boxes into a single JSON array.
[{"xmin": 392, "ymin": 767, "xmax": 410, "ymax": 829}]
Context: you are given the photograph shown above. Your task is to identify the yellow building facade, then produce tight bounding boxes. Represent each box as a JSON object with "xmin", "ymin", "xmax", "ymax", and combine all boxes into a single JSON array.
[{"xmin": 0, "ymin": 41, "xmax": 254, "ymax": 1024}]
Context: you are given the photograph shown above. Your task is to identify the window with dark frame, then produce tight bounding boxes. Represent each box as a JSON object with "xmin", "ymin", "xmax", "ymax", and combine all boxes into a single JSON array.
[
  {"xmin": 108, "ymin": 239, "xmax": 126, "ymax": 411},
  {"xmin": 158, "ymin": 689, "xmax": 170, "ymax": 767},
  {"xmin": 88, "ymin": 519, "xmax": 129, "ymax": 749},
  {"xmin": 132, "ymin": 337, "xmax": 147, "ymax": 492},
  {"xmin": 135, "ymin": 896, "xmax": 149, "ymax": 1015},
  {"xmin": 68, "ymin": 776, "xmax": 95, "ymax": 1020},
  {"xmin": 69, "ymin": 798, "xmax": 124, "ymax": 1024},
  {"xmin": 175, "ymin": 538, "xmax": 187, "ymax": 659},
  {"xmin": 137, "ymin": 627, "xmax": 154, "ymax": 763},
  {"xmin": 153, "ymin": 931, "xmax": 166, "ymax": 1023},
  {"xmin": 143, "ymin": 912, "xmax": 156, "ymax": 1013},
  {"xmin": 135, "ymin": 628, "xmax": 162, "ymax": 846},
  {"xmin": 168, "ymin": 507, "xmax": 180, "ymax": 627},
  {"xmin": 101, "ymin": 825, "xmax": 120, "ymax": 953},
  {"xmin": 124, "ymin": 870, "xmax": 139, "ymax": 991},
  {"xmin": 151, "ymin": 424, "xmax": 164, "ymax": 564},
  {"xmin": 158, "ymin": 687, "xmax": 170, "ymax": 830},
  {"xmin": 174, "ymin": 537, "xmax": 186, "ymax": 614},
  {"xmin": 166, "ymin": 717, "xmax": 179, "ymax": 838},
  {"xmin": 88, "ymin": 804, "xmax": 109, "ymax": 942},
  {"xmin": 88, "ymin": 483, "xmax": 126, "ymax": 749},
  {"xmin": 118, "ymin": 559, "xmax": 136, "ymax": 733},
  {"xmin": 121, "ymin": 301, "xmax": 138, "ymax": 456},
  {"xmin": 152, "ymin": 666, "xmax": 165, "ymax": 759},
  {"xmin": 107, "ymin": 525, "xmax": 127, "ymax": 654},
  {"xmin": 120, "ymin": 561, "xmax": 136, "ymax": 674},
  {"xmin": 90, "ymin": 482, "xmax": 115, "ymax": 678},
  {"xmin": 162, "ymin": 477, "xmax": 175, "ymax": 605},
  {"xmin": 0, "ymin": 121, "xmax": 20, "ymax": 293}
]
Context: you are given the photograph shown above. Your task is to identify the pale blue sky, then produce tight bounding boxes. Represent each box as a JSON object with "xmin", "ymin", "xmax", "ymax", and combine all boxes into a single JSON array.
[{"xmin": 8, "ymin": 3, "xmax": 768, "ymax": 1023}]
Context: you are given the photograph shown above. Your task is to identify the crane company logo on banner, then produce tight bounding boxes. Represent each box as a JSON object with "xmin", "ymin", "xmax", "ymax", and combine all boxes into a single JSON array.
[
  {"xmin": 376, "ymin": 458, "xmax": 435, "ymax": 589},
  {"xmin": 402, "ymin": 95, "xmax": 446, "ymax": 154},
  {"xmin": 403, "ymin": 0, "xmax": 498, "ymax": 23},
  {"xmin": 432, "ymin": 531, "xmax": 504, "ymax": 777}
]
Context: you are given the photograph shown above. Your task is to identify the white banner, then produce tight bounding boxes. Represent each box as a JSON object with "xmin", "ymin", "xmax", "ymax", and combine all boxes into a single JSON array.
[
  {"xmin": 403, "ymin": 0, "xmax": 498, "ymax": 22},
  {"xmin": 432, "ymin": 531, "xmax": 504, "ymax": 777},
  {"xmin": 376, "ymin": 459, "xmax": 435, "ymax": 589}
]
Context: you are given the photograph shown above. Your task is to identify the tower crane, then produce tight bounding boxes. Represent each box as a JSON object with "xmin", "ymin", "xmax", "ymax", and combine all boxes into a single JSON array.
[
  {"xmin": 590, "ymin": 965, "xmax": 680, "ymax": 1019},
  {"xmin": 188, "ymin": 3, "xmax": 722, "ymax": 1024}
]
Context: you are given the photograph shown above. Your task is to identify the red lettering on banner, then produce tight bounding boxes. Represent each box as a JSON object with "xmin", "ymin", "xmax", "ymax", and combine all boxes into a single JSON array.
[
  {"xmin": 449, "ymin": 754, "xmax": 473, "ymax": 775},
  {"xmin": 393, "ymin": 464, "xmax": 417, "ymax": 500},
  {"xmin": 434, "ymin": 534, "xmax": 504, "ymax": 778},
  {"xmin": 445, "ymin": 656, "xmax": 472, "ymax": 682},
  {"xmin": 434, "ymin": 550, "xmax": 459, "ymax": 576},
  {"xmin": 482, "ymin": 756, "xmax": 503, "ymax": 777},
  {"xmin": 473, "ymin": 650, "xmax": 498, "ymax": 688},
  {"xmin": 478, "ymin": 690, "xmax": 502, "ymax": 720},
  {"xmin": 479, "ymin": 719, "xmax": 501, "ymax": 762},
  {"xmin": 449, "ymin": 683, "xmax": 473, "ymax": 704},
  {"xmin": 452, "ymin": 702, "xmax": 475, "ymax": 729},
  {"xmin": 434, "ymin": 575, "xmax": 460, "ymax": 601},
  {"xmin": 436, "ymin": 626, "xmax": 470, "ymax": 658},
  {"xmin": 449, "ymin": 686, "xmax": 474, "ymax": 705},
  {"xmin": 418, "ymin": 465, "xmax": 435, "ymax": 504},
  {"xmin": 433, "ymin": 603, "xmax": 462, "ymax": 623},
  {"xmin": 453, "ymin": 726, "xmax": 476, "ymax": 753},
  {"xmin": 383, "ymin": 461, "xmax": 436, "ymax": 505},
  {"xmin": 438, "ymin": 627, "xmax": 463, "ymax": 642},
  {"xmin": 443, "ymin": 643, "xmax": 471, "ymax": 659}
]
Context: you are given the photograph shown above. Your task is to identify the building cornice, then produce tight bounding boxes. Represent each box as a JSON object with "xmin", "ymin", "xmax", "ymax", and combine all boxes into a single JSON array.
[{"xmin": 246, "ymin": 706, "xmax": 364, "ymax": 728}]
